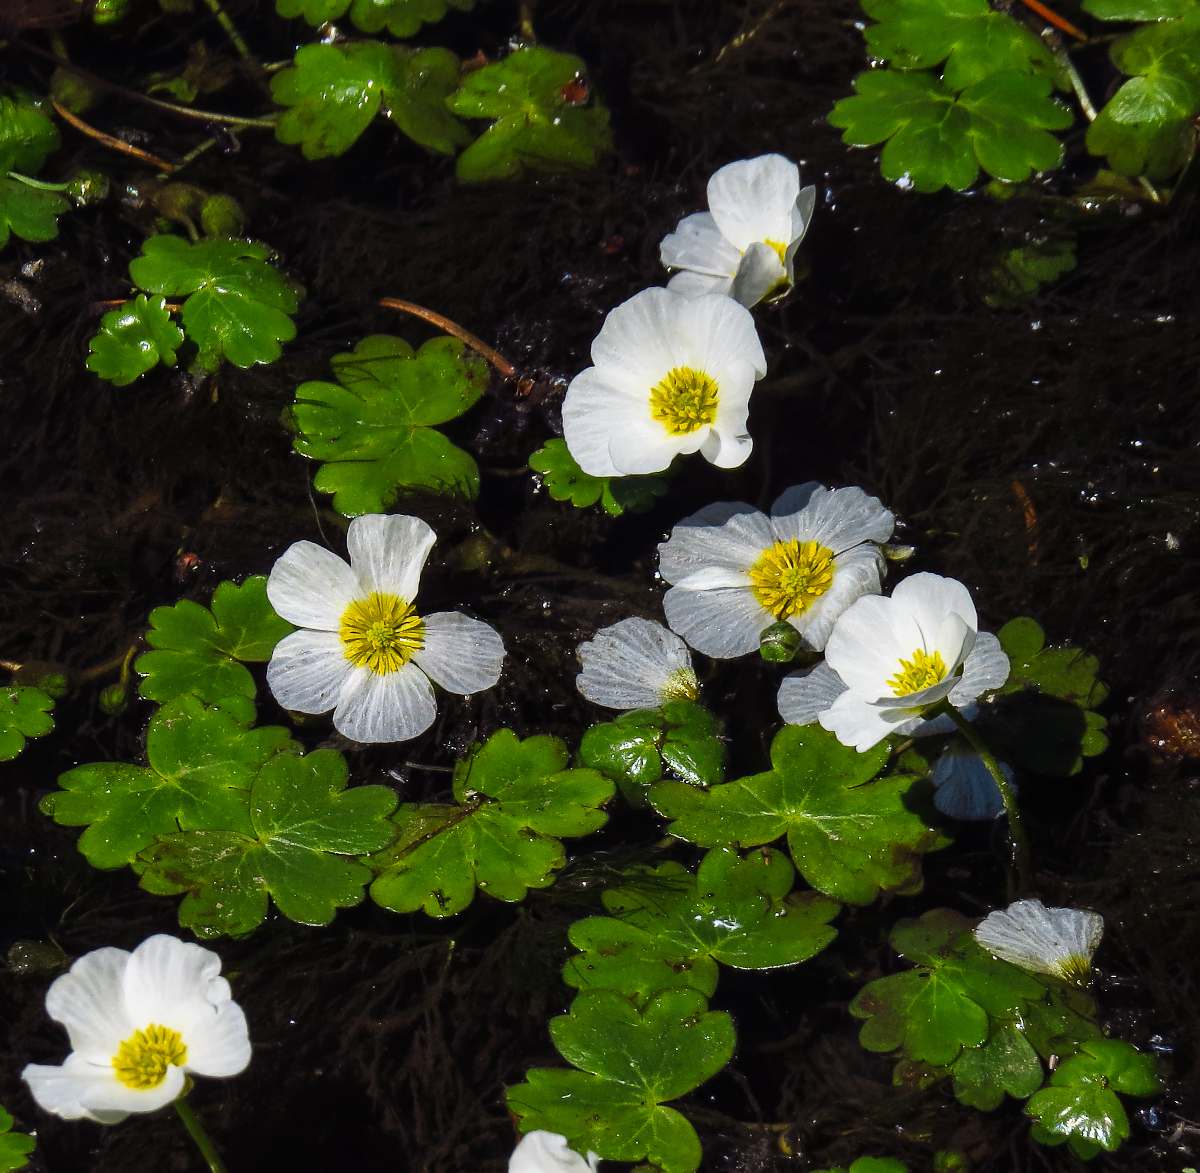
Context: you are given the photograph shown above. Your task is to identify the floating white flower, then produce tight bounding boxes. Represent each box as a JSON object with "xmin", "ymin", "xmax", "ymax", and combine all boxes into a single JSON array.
[
  {"xmin": 974, "ymin": 898, "xmax": 1104, "ymax": 983},
  {"xmin": 777, "ymin": 572, "xmax": 1010, "ymax": 751},
  {"xmin": 561, "ymin": 287, "xmax": 766, "ymax": 478},
  {"xmin": 21, "ymin": 935, "xmax": 250, "ymax": 1124},
  {"xmin": 510, "ymin": 1131, "xmax": 599, "ymax": 1172},
  {"xmin": 658, "ymin": 483, "xmax": 894, "ymax": 659},
  {"xmin": 659, "ymin": 154, "xmax": 817, "ymax": 307},
  {"xmin": 576, "ymin": 617, "xmax": 698, "ymax": 710},
  {"xmin": 266, "ymin": 513, "xmax": 505, "ymax": 744},
  {"xmin": 931, "ymin": 745, "xmax": 1017, "ymax": 821}
]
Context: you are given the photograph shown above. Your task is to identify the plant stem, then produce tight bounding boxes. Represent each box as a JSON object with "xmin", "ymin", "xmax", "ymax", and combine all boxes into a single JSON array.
[
  {"xmin": 7, "ymin": 171, "xmax": 70, "ymax": 192},
  {"xmin": 944, "ymin": 705, "xmax": 1033, "ymax": 899},
  {"xmin": 138, "ymin": 94, "xmax": 277, "ymax": 130},
  {"xmin": 378, "ymin": 298, "xmax": 516, "ymax": 379},
  {"xmin": 51, "ymin": 100, "xmax": 177, "ymax": 173},
  {"xmin": 199, "ymin": 0, "xmax": 259, "ymax": 72},
  {"xmin": 517, "ymin": 0, "xmax": 537, "ymax": 40},
  {"xmin": 173, "ymin": 1097, "xmax": 229, "ymax": 1173}
]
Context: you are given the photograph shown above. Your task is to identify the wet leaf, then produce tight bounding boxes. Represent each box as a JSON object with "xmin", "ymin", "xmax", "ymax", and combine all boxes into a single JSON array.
[
  {"xmin": 0, "ymin": 177, "xmax": 68, "ymax": 250},
  {"xmin": 136, "ymin": 577, "xmax": 295, "ymax": 705},
  {"xmin": 529, "ymin": 440, "xmax": 668, "ymax": 516},
  {"xmin": 449, "ymin": 46, "xmax": 612, "ymax": 182},
  {"xmin": 138, "ymin": 748, "xmax": 398, "ymax": 938},
  {"xmin": 0, "ymin": 1105, "xmax": 34, "ymax": 1173},
  {"xmin": 507, "ymin": 988, "xmax": 734, "ymax": 1172},
  {"xmin": 289, "ymin": 334, "xmax": 488, "ymax": 516},
  {"xmin": 276, "ymin": 0, "xmax": 473, "ymax": 37},
  {"xmin": 0, "ymin": 91, "xmax": 60, "ymax": 174},
  {"xmin": 984, "ymin": 238, "xmax": 1077, "ymax": 307},
  {"xmin": 952, "ymin": 1021, "xmax": 1044, "ymax": 1109},
  {"xmin": 369, "ymin": 729, "xmax": 613, "ymax": 917},
  {"xmin": 0, "ymin": 685, "xmax": 54, "ymax": 761},
  {"xmin": 42, "ymin": 696, "xmax": 298, "ymax": 869},
  {"xmin": 650, "ymin": 725, "xmax": 945, "ymax": 905},
  {"xmin": 86, "ymin": 294, "xmax": 185, "ymax": 386},
  {"xmin": 564, "ymin": 848, "xmax": 838, "ymax": 1004},
  {"xmin": 814, "ymin": 1160, "xmax": 909, "ymax": 1173},
  {"xmin": 996, "ymin": 617, "xmax": 1109, "ymax": 708},
  {"xmin": 128, "ymin": 235, "xmax": 302, "ymax": 372}
]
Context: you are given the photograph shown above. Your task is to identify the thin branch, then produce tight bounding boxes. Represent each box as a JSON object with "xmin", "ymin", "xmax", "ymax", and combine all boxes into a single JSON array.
[
  {"xmin": 378, "ymin": 298, "xmax": 516, "ymax": 379},
  {"xmin": 52, "ymin": 100, "xmax": 176, "ymax": 173}
]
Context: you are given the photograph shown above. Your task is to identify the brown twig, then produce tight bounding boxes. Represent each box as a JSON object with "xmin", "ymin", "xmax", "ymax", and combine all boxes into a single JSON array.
[
  {"xmin": 52, "ymin": 100, "xmax": 176, "ymax": 173},
  {"xmin": 378, "ymin": 297, "xmax": 516, "ymax": 379},
  {"xmin": 1020, "ymin": 0, "xmax": 1087, "ymax": 41}
]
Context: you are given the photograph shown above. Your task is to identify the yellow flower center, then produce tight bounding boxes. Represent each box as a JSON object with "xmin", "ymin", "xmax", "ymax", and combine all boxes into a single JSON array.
[
  {"xmin": 649, "ymin": 366, "xmax": 719, "ymax": 436},
  {"xmin": 112, "ymin": 1024, "xmax": 188, "ymax": 1090},
  {"xmin": 764, "ymin": 238, "xmax": 789, "ymax": 266},
  {"xmin": 339, "ymin": 592, "xmax": 425, "ymax": 675},
  {"xmin": 661, "ymin": 667, "xmax": 699, "ymax": 702},
  {"xmin": 887, "ymin": 648, "xmax": 948, "ymax": 697},
  {"xmin": 748, "ymin": 539, "xmax": 836, "ymax": 620}
]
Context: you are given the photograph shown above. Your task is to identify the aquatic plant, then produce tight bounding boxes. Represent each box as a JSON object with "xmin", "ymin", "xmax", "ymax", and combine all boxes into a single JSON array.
[
  {"xmin": 509, "ymin": 1129, "xmax": 598, "ymax": 1172},
  {"xmin": 0, "ymin": 1107, "xmax": 35, "ymax": 1173},
  {"xmin": 575, "ymin": 618, "xmax": 699, "ymax": 712}
]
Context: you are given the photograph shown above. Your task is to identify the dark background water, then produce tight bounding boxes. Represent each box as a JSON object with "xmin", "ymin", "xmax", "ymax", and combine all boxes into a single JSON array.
[{"xmin": 1, "ymin": 0, "xmax": 1199, "ymax": 1169}]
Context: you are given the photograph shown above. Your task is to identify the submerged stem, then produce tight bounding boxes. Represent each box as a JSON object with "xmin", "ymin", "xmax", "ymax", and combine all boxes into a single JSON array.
[
  {"xmin": 378, "ymin": 298, "xmax": 516, "ymax": 379},
  {"xmin": 199, "ymin": 0, "xmax": 259, "ymax": 71},
  {"xmin": 173, "ymin": 1096, "xmax": 229, "ymax": 1173}
]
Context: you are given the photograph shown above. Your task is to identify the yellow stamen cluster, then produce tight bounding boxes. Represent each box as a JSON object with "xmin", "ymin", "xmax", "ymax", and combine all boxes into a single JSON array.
[
  {"xmin": 649, "ymin": 366, "xmax": 720, "ymax": 436},
  {"xmin": 887, "ymin": 648, "xmax": 947, "ymax": 697},
  {"xmin": 112, "ymin": 1024, "xmax": 188, "ymax": 1090},
  {"xmin": 339, "ymin": 592, "xmax": 425, "ymax": 675},
  {"xmin": 661, "ymin": 667, "xmax": 700, "ymax": 702},
  {"xmin": 748, "ymin": 539, "xmax": 836, "ymax": 620}
]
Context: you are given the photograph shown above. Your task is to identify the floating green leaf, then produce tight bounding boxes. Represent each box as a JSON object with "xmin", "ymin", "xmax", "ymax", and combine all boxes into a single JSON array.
[
  {"xmin": 276, "ymin": 0, "xmax": 473, "ymax": 37},
  {"xmin": 529, "ymin": 440, "xmax": 669, "ymax": 517},
  {"xmin": 42, "ymin": 696, "xmax": 298, "ymax": 869},
  {"xmin": 272, "ymin": 42, "xmax": 470, "ymax": 160},
  {"xmin": 985, "ymin": 237, "xmax": 1077, "ymax": 307},
  {"xmin": 0, "ymin": 177, "xmax": 68, "ymax": 250},
  {"xmin": 289, "ymin": 334, "xmax": 489, "ymax": 516},
  {"xmin": 449, "ymin": 46, "xmax": 612, "ymax": 182},
  {"xmin": 564, "ymin": 848, "xmax": 838, "ymax": 1005},
  {"xmin": 815, "ymin": 1159, "xmax": 909, "ymax": 1173},
  {"xmin": 0, "ymin": 1106, "xmax": 34, "ymax": 1173},
  {"xmin": 370, "ymin": 728, "xmax": 613, "ymax": 917},
  {"xmin": 0, "ymin": 91, "xmax": 60, "ymax": 174},
  {"xmin": 507, "ymin": 988, "xmax": 734, "ymax": 1172},
  {"xmin": 0, "ymin": 684, "xmax": 54, "ymax": 761},
  {"xmin": 136, "ymin": 577, "xmax": 294, "ymax": 705},
  {"xmin": 997, "ymin": 616, "xmax": 1109, "ymax": 707},
  {"xmin": 651, "ymin": 725, "xmax": 945, "ymax": 905},
  {"xmin": 86, "ymin": 294, "xmax": 185, "ymax": 386},
  {"xmin": 951, "ymin": 1021, "xmax": 1045, "ymax": 1110}
]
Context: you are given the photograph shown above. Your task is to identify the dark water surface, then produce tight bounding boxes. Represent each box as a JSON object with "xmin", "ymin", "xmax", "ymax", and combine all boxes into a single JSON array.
[{"xmin": 2, "ymin": 1, "xmax": 1199, "ymax": 1169}]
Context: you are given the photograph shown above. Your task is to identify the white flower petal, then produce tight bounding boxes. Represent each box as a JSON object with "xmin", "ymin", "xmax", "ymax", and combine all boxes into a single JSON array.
[
  {"xmin": 659, "ymin": 211, "xmax": 739, "ymax": 279},
  {"xmin": 789, "ymin": 542, "xmax": 884, "ymax": 653},
  {"xmin": 510, "ymin": 1129, "xmax": 600, "ymax": 1173},
  {"xmin": 931, "ymin": 747, "xmax": 1015, "ymax": 821},
  {"xmin": 824, "ymin": 595, "xmax": 910, "ymax": 698},
  {"xmin": 23, "ymin": 1053, "xmax": 185, "ymax": 1123},
  {"xmin": 663, "ymin": 584, "xmax": 770, "ymax": 659},
  {"xmin": 667, "ymin": 268, "xmax": 733, "ymax": 299},
  {"xmin": 770, "ymin": 484, "xmax": 895, "ymax": 552},
  {"xmin": 699, "ymin": 419, "xmax": 753, "ymax": 470},
  {"xmin": 44, "ymin": 947, "xmax": 133, "ymax": 1063},
  {"xmin": 346, "ymin": 513, "xmax": 435, "ymax": 601},
  {"xmin": 589, "ymin": 287, "xmax": 683, "ymax": 391},
  {"xmin": 266, "ymin": 628, "xmax": 352, "ymax": 716},
  {"xmin": 819, "ymin": 690, "xmax": 910, "ymax": 752},
  {"xmin": 562, "ymin": 368, "xmax": 645, "ymax": 478},
  {"xmin": 180, "ymin": 1000, "xmax": 251, "ymax": 1078},
  {"xmin": 577, "ymin": 617, "xmax": 696, "ymax": 710},
  {"xmin": 974, "ymin": 899, "xmax": 1104, "ymax": 982},
  {"xmin": 677, "ymin": 293, "xmax": 767, "ymax": 381},
  {"xmin": 658, "ymin": 502, "xmax": 774, "ymax": 586},
  {"xmin": 707, "ymin": 154, "xmax": 801, "ymax": 252},
  {"xmin": 414, "ymin": 611, "xmax": 505, "ymax": 695},
  {"xmin": 789, "ymin": 184, "xmax": 818, "ymax": 254},
  {"xmin": 950, "ymin": 631, "xmax": 1011, "ymax": 708},
  {"xmin": 777, "ymin": 661, "xmax": 847, "ymax": 726},
  {"xmin": 730, "ymin": 242, "xmax": 787, "ymax": 307},
  {"xmin": 610, "ymin": 414, "xmax": 700, "ymax": 475},
  {"xmin": 333, "ymin": 662, "xmax": 437, "ymax": 743},
  {"xmin": 892, "ymin": 573, "xmax": 979, "ymax": 646},
  {"xmin": 267, "ymin": 541, "xmax": 358, "ymax": 630}
]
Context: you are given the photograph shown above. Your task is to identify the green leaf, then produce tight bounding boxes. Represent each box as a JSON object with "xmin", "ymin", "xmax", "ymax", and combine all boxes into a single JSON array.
[
  {"xmin": 0, "ymin": 91, "xmax": 60, "ymax": 173},
  {"xmin": 274, "ymin": 0, "xmax": 346, "ymax": 21},
  {"xmin": 1084, "ymin": 0, "xmax": 1195, "ymax": 15},
  {"xmin": 829, "ymin": 69, "xmax": 1071, "ymax": 192},
  {"xmin": 138, "ymin": 748, "xmax": 398, "ymax": 937},
  {"xmin": 997, "ymin": 617, "xmax": 1109, "ymax": 707},
  {"xmin": 370, "ymin": 728, "xmax": 613, "ymax": 917},
  {"xmin": 0, "ymin": 176, "xmax": 68, "ymax": 250},
  {"xmin": 0, "ymin": 1105, "xmax": 34, "ymax": 1173},
  {"xmin": 0, "ymin": 684, "xmax": 54, "ymax": 761},
  {"xmin": 564, "ymin": 848, "xmax": 838, "ymax": 1004},
  {"xmin": 135, "ymin": 577, "xmax": 294, "ymax": 705},
  {"xmin": 814, "ymin": 1160, "xmax": 909, "ymax": 1173},
  {"xmin": 529, "ymin": 439, "xmax": 668, "ymax": 516},
  {"xmin": 128, "ymin": 235, "xmax": 301, "ymax": 372},
  {"xmin": 86, "ymin": 294, "xmax": 185, "ymax": 386},
  {"xmin": 449, "ymin": 46, "xmax": 612, "ymax": 182},
  {"xmin": 272, "ymin": 42, "xmax": 469, "ymax": 160},
  {"xmin": 507, "ymin": 988, "xmax": 735, "ymax": 1172},
  {"xmin": 41, "ymin": 696, "xmax": 298, "ymax": 869},
  {"xmin": 289, "ymin": 334, "xmax": 489, "ymax": 516},
  {"xmin": 276, "ymin": 0, "xmax": 473, "ymax": 37},
  {"xmin": 651, "ymin": 725, "xmax": 945, "ymax": 905},
  {"xmin": 952, "ymin": 1021, "xmax": 1045, "ymax": 1109},
  {"xmin": 985, "ymin": 237, "xmax": 1077, "ymax": 307}
]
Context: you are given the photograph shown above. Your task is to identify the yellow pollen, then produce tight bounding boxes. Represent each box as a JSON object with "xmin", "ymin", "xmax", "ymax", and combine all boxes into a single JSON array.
[
  {"xmin": 112, "ymin": 1024, "xmax": 187, "ymax": 1090},
  {"xmin": 764, "ymin": 238, "xmax": 789, "ymax": 266},
  {"xmin": 887, "ymin": 648, "xmax": 948, "ymax": 697},
  {"xmin": 339, "ymin": 591, "xmax": 425, "ymax": 675},
  {"xmin": 661, "ymin": 667, "xmax": 699, "ymax": 702},
  {"xmin": 649, "ymin": 366, "xmax": 720, "ymax": 436},
  {"xmin": 748, "ymin": 539, "xmax": 836, "ymax": 620}
]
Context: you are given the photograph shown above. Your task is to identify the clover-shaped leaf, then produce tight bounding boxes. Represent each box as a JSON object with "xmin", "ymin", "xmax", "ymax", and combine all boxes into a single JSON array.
[
  {"xmin": 0, "ymin": 684, "xmax": 54, "ymax": 761},
  {"xmin": 138, "ymin": 748, "xmax": 398, "ymax": 938},
  {"xmin": 529, "ymin": 439, "xmax": 669, "ymax": 517},
  {"xmin": 0, "ymin": 1106, "xmax": 34, "ymax": 1173},
  {"xmin": 0, "ymin": 177, "xmax": 68, "ymax": 251},
  {"xmin": 86, "ymin": 295, "xmax": 185, "ymax": 386},
  {"xmin": 0, "ymin": 91, "xmax": 60, "ymax": 174},
  {"xmin": 276, "ymin": 0, "xmax": 473, "ymax": 37},
  {"xmin": 289, "ymin": 334, "xmax": 489, "ymax": 516},
  {"xmin": 564, "ymin": 848, "xmax": 838, "ymax": 1005},
  {"xmin": 136, "ymin": 577, "xmax": 294, "ymax": 705},
  {"xmin": 651, "ymin": 725, "xmax": 945, "ymax": 905},
  {"xmin": 507, "ymin": 988, "xmax": 734, "ymax": 1172},
  {"xmin": 951, "ymin": 1021, "xmax": 1045, "ymax": 1110},
  {"xmin": 41, "ymin": 696, "xmax": 298, "ymax": 869},
  {"xmin": 997, "ymin": 617, "xmax": 1109, "ymax": 708},
  {"xmin": 369, "ymin": 728, "xmax": 613, "ymax": 917},
  {"xmin": 449, "ymin": 46, "xmax": 612, "ymax": 182}
]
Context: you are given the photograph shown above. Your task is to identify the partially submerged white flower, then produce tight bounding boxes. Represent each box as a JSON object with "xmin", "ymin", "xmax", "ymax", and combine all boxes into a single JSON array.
[
  {"xmin": 658, "ymin": 483, "xmax": 894, "ymax": 659},
  {"xmin": 267, "ymin": 513, "xmax": 505, "ymax": 743},
  {"xmin": 510, "ymin": 1130, "xmax": 599, "ymax": 1172},
  {"xmin": 660, "ymin": 154, "xmax": 817, "ymax": 307},
  {"xmin": 576, "ymin": 617, "xmax": 698, "ymax": 710},
  {"xmin": 22, "ymin": 935, "xmax": 250, "ymax": 1124},
  {"xmin": 777, "ymin": 572, "xmax": 1010, "ymax": 751},
  {"xmin": 931, "ymin": 745, "xmax": 1017, "ymax": 821},
  {"xmin": 561, "ymin": 287, "xmax": 766, "ymax": 478},
  {"xmin": 974, "ymin": 898, "xmax": 1104, "ymax": 983}
]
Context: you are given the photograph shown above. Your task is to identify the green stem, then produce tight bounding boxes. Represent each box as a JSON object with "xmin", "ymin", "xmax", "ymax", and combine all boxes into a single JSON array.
[
  {"xmin": 173, "ymin": 1096, "xmax": 228, "ymax": 1173},
  {"xmin": 7, "ymin": 171, "xmax": 70, "ymax": 192},
  {"xmin": 139, "ymin": 94, "xmax": 277, "ymax": 130},
  {"xmin": 199, "ymin": 0, "xmax": 259, "ymax": 71},
  {"xmin": 943, "ymin": 704, "xmax": 1033, "ymax": 899}
]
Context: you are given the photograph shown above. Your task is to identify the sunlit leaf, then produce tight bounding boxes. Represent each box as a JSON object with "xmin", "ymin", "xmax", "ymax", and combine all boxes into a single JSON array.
[
  {"xmin": 529, "ymin": 439, "xmax": 668, "ymax": 516},
  {"xmin": 0, "ymin": 684, "xmax": 54, "ymax": 762},
  {"xmin": 0, "ymin": 1105, "xmax": 34, "ymax": 1173},
  {"xmin": 86, "ymin": 294, "xmax": 185, "ymax": 386},
  {"xmin": 951, "ymin": 1021, "xmax": 1044, "ymax": 1109},
  {"xmin": 0, "ymin": 177, "xmax": 68, "ymax": 250}
]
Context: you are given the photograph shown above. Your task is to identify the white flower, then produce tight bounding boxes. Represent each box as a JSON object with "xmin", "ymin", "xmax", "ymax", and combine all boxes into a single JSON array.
[
  {"xmin": 658, "ymin": 483, "xmax": 894, "ymax": 659},
  {"xmin": 777, "ymin": 572, "xmax": 1010, "ymax": 751},
  {"xmin": 659, "ymin": 154, "xmax": 817, "ymax": 307},
  {"xmin": 21, "ymin": 935, "xmax": 250, "ymax": 1124},
  {"xmin": 266, "ymin": 513, "xmax": 505, "ymax": 744},
  {"xmin": 577, "ymin": 617, "xmax": 698, "ymax": 710},
  {"xmin": 510, "ymin": 1130, "xmax": 599, "ymax": 1173},
  {"xmin": 931, "ymin": 745, "xmax": 1017, "ymax": 821},
  {"xmin": 974, "ymin": 898, "xmax": 1104, "ymax": 983},
  {"xmin": 561, "ymin": 287, "xmax": 766, "ymax": 478}
]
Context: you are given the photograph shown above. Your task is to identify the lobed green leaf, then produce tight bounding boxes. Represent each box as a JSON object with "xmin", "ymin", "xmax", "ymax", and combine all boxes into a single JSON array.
[
  {"xmin": 0, "ymin": 177, "xmax": 68, "ymax": 251},
  {"xmin": 0, "ymin": 91, "xmax": 60, "ymax": 174},
  {"xmin": 0, "ymin": 1104, "xmax": 34, "ymax": 1173},
  {"xmin": 86, "ymin": 295, "xmax": 184, "ymax": 386},
  {"xmin": 529, "ymin": 439, "xmax": 669, "ymax": 516},
  {"xmin": 0, "ymin": 684, "xmax": 55, "ymax": 762}
]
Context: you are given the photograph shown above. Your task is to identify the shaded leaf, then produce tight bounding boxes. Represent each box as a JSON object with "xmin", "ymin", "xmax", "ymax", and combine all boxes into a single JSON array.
[
  {"xmin": 529, "ymin": 439, "xmax": 668, "ymax": 516},
  {"xmin": 276, "ymin": 0, "xmax": 474, "ymax": 37},
  {"xmin": 996, "ymin": 617, "xmax": 1109, "ymax": 707},
  {"xmin": 952, "ymin": 1022, "xmax": 1044, "ymax": 1110},
  {"xmin": 0, "ymin": 177, "xmax": 68, "ymax": 250},
  {"xmin": 0, "ymin": 91, "xmax": 60, "ymax": 173},
  {"xmin": 86, "ymin": 295, "xmax": 184, "ymax": 386},
  {"xmin": 0, "ymin": 684, "xmax": 54, "ymax": 762},
  {"xmin": 985, "ymin": 237, "xmax": 1077, "ymax": 307}
]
